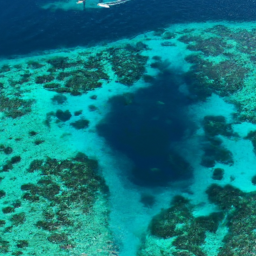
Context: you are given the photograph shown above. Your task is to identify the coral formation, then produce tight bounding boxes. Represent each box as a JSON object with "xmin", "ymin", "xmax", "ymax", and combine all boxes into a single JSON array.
[
  {"xmin": 27, "ymin": 60, "xmax": 44, "ymax": 69},
  {"xmin": 245, "ymin": 130, "xmax": 256, "ymax": 151},
  {"xmin": 212, "ymin": 168, "xmax": 224, "ymax": 180},
  {"xmin": 251, "ymin": 175, "xmax": 256, "ymax": 185},
  {"xmin": 145, "ymin": 195, "xmax": 223, "ymax": 256},
  {"xmin": 0, "ymin": 190, "xmax": 6, "ymax": 198},
  {"xmin": 70, "ymin": 119, "xmax": 89, "ymax": 129},
  {"xmin": 206, "ymin": 184, "xmax": 256, "ymax": 256},
  {"xmin": 180, "ymin": 24, "xmax": 256, "ymax": 122},
  {"xmin": 0, "ymin": 145, "xmax": 13, "ymax": 155},
  {"xmin": 51, "ymin": 94, "xmax": 67, "ymax": 104},
  {"xmin": 140, "ymin": 184, "xmax": 256, "ymax": 256},
  {"xmin": 0, "ymin": 95, "xmax": 33, "ymax": 118},
  {"xmin": 106, "ymin": 46, "xmax": 148, "ymax": 85},
  {"xmin": 184, "ymin": 55, "xmax": 249, "ymax": 99},
  {"xmin": 74, "ymin": 110, "xmax": 82, "ymax": 116},
  {"xmin": 55, "ymin": 109, "xmax": 72, "ymax": 122},
  {"xmin": 203, "ymin": 116, "xmax": 233, "ymax": 137},
  {"xmin": 201, "ymin": 139, "xmax": 234, "ymax": 167},
  {"xmin": 179, "ymin": 35, "xmax": 229, "ymax": 56},
  {"xmin": 0, "ymin": 153, "xmax": 112, "ymax": 255},
  {"xmin": 36, "ymin": 74, "xmax": 55, "ymax": 84}
]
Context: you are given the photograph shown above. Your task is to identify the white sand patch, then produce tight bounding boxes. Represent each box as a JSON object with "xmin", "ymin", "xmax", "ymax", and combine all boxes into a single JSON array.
[
  {"xmin": 202, "ymin": 226, "xmax": 229, "ymax": 256},
  {"xmin": 232, "ymin": 122, "xmax": 256, "ymax": 137}
]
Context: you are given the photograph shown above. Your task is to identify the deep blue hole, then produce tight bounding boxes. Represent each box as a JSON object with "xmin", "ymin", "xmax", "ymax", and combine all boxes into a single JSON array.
[{"xmin": 97, "ymin": 69, "xmax": 195, "ymax": 187}]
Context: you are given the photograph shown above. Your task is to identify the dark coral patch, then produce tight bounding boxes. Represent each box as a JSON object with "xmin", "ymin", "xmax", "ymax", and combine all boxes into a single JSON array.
[
  {"xmin": 70, "ymin": 119, "xmax": 89, "ymax": 129},
  {"xmin": 186, "ymin": 36, "xmax": 229, "ymax": 56},
  {"xmin": 0, "ymin": 95, "xmax": 33, "ymax": 118},
  {"xmin": 28, "ymin": 131, "xmax": 37, "ymax": 136},
  {"xmin": 0, "ymin": 238, "xmax": 9, "ymax": 253},
  {"xmin": 212, "ymin": 168, "xmax": 224, "ymax": 180},
  {"xmin": 2, "ymin": 206, "xmax": 15, "ymax": 214},
  {"xmin": 149, "ymin": 195, "xmax": 223, "ymax": 256},
  {"xmin": 245, "ymin": 130, "xmax": 256, "ymax": 151},
  {"xmin": 150, "ymin": 195, "xmax": 191, "ymax": 239},
  {"xmin": 43, "ymin": 83, "xmax": 60, "ymax": 90},
  {"xmin": 34, "ymin": 139, "xmax": 45, "ymax": 145},
  {"xmin": 252, "ymin": 175, "xmax": 256, "ymax": 185},
  {"xmin": 47, "ymin": 56, "xmax": 82, "ymax": 71},
  {"xmin": 206, "ymin": 184, "xmax": 244, "ymax": 210},
  {"xmin": 0, "ymin": 190, "xmax": 6, "ymax": 198},
  {"xmin": 47, "ymin": 233, "xmax": 69, "ymax": 244},
  {"xmin": 27, "ymin": 160, "xmax": 43, "ymax": 172},
  {"xmin": 203, "ymin": 115, "xmax": 233, "ymax": 137},
  {"xmin": 55, "ymin": 109, "xmax": 72, "ymax": 122},
  {"xmin": 184, "ymin": 55, "xmax": 249, "ymax": 100},
  {"xmin": 27, "ymin": 60, "xmax": 44, "ymax": 69},
  {"xmin": 36, "ymin": 74, "xmax": 55, "ymax": 84},
  {"xmin": 204, "ymin": 184, "xmax": 256, "ymax": 256},
  {"xmin": 51, "ymin": 94, "xmax": 67, "ymax": 104},
  {"xmin": 107, "ymin": 47, "xmax": 148, "ymax": 85},
  {"xmin": 0, "ymin": 220, "xmax": 6, "ymax": 227},
  {"xmin": 16, "ymin": 240, "xmax": 28, "ymax": 248},
  {"xmin": 2, "ymin": 163, "xmax": 13, "ymax": 172},
  {"xmin": 201, "ymin": 138, "xmax": 234, "ymax": 167},
  {"xmin": 10, "ymin": 156, "xmax": 21, "ymax": 164},
  {"xmin": 10, "ymin": 212, "xmax": 26, "ymax": 226},
  {"xmin": 3, "ymin": 146, "xmax": 13, "ymax": 155}
]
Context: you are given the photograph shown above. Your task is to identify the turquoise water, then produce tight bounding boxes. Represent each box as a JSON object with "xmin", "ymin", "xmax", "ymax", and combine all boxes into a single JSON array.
[{"xmin": 2, "ymin": 13, "xmax": 256, "ymax": 256}]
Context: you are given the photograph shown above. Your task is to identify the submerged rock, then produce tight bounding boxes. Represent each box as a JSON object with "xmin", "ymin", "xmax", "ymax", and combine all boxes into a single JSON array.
[
  {"xmin": 70, "ymin": 119, "xmax": 89, "ymax": 129},
  {"xmin": 55, "ymin": 109, "xmax": 72, "ymax": 122}
]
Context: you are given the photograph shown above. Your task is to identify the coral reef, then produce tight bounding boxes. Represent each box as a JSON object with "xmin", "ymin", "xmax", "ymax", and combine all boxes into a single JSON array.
[
  {"xmin": 184, "ymin": 55, "xmax": 249, "ymax": 98},
  {"xmin": 74, "ymin": 110, "xmax": 82, "ymax": 116},
  {"xmin": 0, "ymin": 145, "xmax": 13, "ymax": 155},
  {"xmin": 180, "ymin": 24, "xmax": 256, "ymax": 122},
  {"xmin": 36, "ymin": 74, "xmax": 55, "ymax": 84},
  {"xmin": 201, "ymin": 139, "xmax": 234, "ymax": 167},
  {"xmin": 51, "ymin": 94, "xmax": 67, "ymax": 104},
  {"xmin": 55, "ymin": 109, "xmax": 72, "ymax": 122},
  {"xmin": 206, "ymin": 185, "xmax": 256, "ymax": 256},
  {"xmin": 70, "ymin": 119, "xmax": 89, "ymax": 129},
  {"xmin": 179, "ymin": 35, "xmax": 230, "ymax": 57},
  {"xmin": 206, "ymin": 184, "xmax": 244, "ymax": 210},
  {"xmin": 47, "ymin": 56, "xmax": 81, "ymax": 71},
  {"xmin": 212, "ymin": 168, "xmax": 224, "ymax": 180},
  {"xmin": 142, "ymin": 196, "xmax": 223, "ymax": 256},
  {"xmin": 140, "ymin": 184, "xmax": 256, "ymax": 256},
  {"xmin": 245, "ymin": 130, "xmax": 256, "ymax": 151},
  {"xmin": 0, "ymin": 153, "xmax": 112, "ymax": 255},
  {"xmin": 203, "ymin": 116, "xmax": 233, "ymax": 137},
  {"xmin": 106, "ymin": 46, "xmax": 148, "ymax": 85},
  {"xmin": 27, "ymin": 60, "xmax": 44, "ymax": 69},
  {"xmin": 42, "ymin": 55, "xmax": 110, "ymax": 95},
  {"xmin": 0, "ymin": 95, "xmax": 33, "ymax": 118}
]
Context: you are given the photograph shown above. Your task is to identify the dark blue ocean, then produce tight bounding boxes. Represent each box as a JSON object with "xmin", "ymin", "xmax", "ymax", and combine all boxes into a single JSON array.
[{"xmin": 1, "ymin": 0, "xmax": 256, "ymax": 57}]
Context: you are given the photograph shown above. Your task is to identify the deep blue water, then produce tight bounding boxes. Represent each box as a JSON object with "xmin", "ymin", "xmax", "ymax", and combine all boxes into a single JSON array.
[
  {"xmin": 97, "ymin": 68, "xmax": 196, "ymax": 186},
  {"xmin": 1, "ymin": 0, "xmax": 256, "ymax": 57}
]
